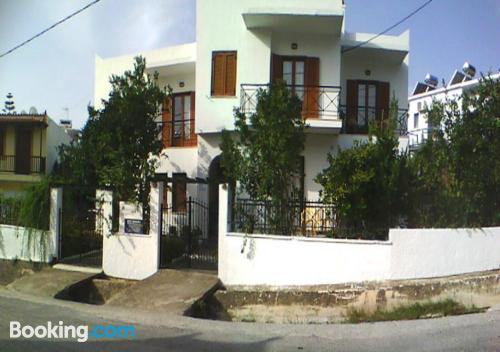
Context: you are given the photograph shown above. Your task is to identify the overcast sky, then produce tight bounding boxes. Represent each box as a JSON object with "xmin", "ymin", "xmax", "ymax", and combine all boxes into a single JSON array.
[{"xmin": 0, "ymin": 0, "xmax": 499, "ymax": 128}]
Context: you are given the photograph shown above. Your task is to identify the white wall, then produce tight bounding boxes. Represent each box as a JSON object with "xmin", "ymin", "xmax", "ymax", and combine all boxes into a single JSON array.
[
  {"xmin": 218, "ymin": 186, "xmax": 500, "ymax": 287},
  {"xmin": 101, "ymin": 183, "xmax": 162, "ymax": 280},
  {"xmin": 0, "ymin": 225, "xmax": 56, "ymax": 263},
  {"xmin": 46, "ymin": 118, "xmax": 71, "ymax": 173},
  {"xmin": 389, "ymin": 227, "xmax": 500, "ymax": 280}
]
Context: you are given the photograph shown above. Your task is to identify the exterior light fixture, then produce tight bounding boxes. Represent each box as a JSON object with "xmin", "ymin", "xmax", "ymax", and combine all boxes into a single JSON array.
[{"xmin": 291, "ymin": 43, "xmax": 298, "ymax": 50}]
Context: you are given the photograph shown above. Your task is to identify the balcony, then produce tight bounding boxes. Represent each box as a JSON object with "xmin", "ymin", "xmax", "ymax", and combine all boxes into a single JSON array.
[
  {"xmin": 339, "ymin": 105, "xmax": 408, "ymax": 136},
  {"xmin": 408, "ymin": 128, "xmax": 437, "ymax": 151},
  {"xmin": 0, "ymin": 155, "xmax": 46, "ymax": 175},
  {"xmin": 240, "ymin": 84, "xmax": 343, "ymax": 133},
  {"xmin": 158, "ymin": 118, "xmax": 197, "ymax": 148}
]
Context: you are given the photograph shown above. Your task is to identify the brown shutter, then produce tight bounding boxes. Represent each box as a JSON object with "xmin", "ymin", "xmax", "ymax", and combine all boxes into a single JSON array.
[
  {"xmin": 162, "ymin": 96, "xmax": 172, "ymax": 147},
  {"xmin": 225, "ymin": 52, "xmax": 237, "ymax": 96},
  {"xmin": 377, "ymin": 82, "xmax": 390, "ymax": 121},
  {"xmin": 211, "ymin": 53, "xmax": 226, "ymax": 96},
  {"xmin": 304, "ymin": 57, "xmax": 320, "ymax": 119},
  {"xmin": 189, "ymin": 91, "xmax": 197, "ymax": 146},
  {"xmin": 346, "ymin": 80, "xmax": 358, "ymax": 133},
  {"xmin": 162, "ymin": 185, "xmax": 168, "ymax": 209},
  {"xmin": 271, "ymin": 54, "xmax": 283, "ymax": 84}
]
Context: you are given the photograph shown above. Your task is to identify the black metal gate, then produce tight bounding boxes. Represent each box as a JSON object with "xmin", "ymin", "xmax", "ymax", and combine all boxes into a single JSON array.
[
  {"xmin": 58, "ymin": 186, "xmax": 103, "ymax": 268},
  {"xmin": 159, "ymin": 197, "xmax": 217, "ymax": 270}
]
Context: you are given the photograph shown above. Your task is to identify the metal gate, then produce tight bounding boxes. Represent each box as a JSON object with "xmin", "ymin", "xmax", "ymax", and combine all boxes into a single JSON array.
[
  {"xmin": 159, "ymin": 197, "xmax": 217, "ymax": 270},
  {"xmin": 58, "ymin": 186, "xmax": 103, "ymax": 268}
]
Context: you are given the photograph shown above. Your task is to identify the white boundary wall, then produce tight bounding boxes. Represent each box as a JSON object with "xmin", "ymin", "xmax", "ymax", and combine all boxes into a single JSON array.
[
  {"xmin": 0, "ymin": 188, "xmax": 62, "ymax": 263},
  {"xmin": 100, "ymin": 182, "xmax": 162, "ymax": 280},
  {"xmin": 218, "ymin": 186, "xmax": 500, "ymax": 286}
]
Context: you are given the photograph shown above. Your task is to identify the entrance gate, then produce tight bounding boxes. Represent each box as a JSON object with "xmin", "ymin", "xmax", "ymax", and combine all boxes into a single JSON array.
[
  {"xmin": 58, "ymin": 186, "xmax": 103, "ymax": 268},
  {"xmin": 159, "ymin": 197, "xmax": 217, "ymax": 270}
]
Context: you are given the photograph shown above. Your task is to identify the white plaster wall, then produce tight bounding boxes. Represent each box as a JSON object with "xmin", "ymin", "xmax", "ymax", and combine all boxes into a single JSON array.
[
  {"xmin": 389, "ymin": 227, "xmax": 500, "ymax": 280},
  {"xmin": 0, "ymin": 225, "xmax": 56, "ymax": 263},
  {"xmin": 101, "ymin": 183, "xmax": 162, "ymax": 280},
  {"xmin": 46, "ymin": 117, "xmax": 71, "ymax": 173}
]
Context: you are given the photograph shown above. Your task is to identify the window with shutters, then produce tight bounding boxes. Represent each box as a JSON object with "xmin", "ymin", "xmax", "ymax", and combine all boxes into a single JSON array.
[
  {"xmin": 162, "ymin": 92, "xmax": 196, "ymax": 148},
  {"xmin": 346, "ymin": 80, "xmax": 390, "ymax": 133},
  {"xmin": 172, "ymin": 173, "xmax": 187, "ymax": 212},
  {"xmin": 211, "ymin": 51, "xmax": 237, "ymax": 97}
]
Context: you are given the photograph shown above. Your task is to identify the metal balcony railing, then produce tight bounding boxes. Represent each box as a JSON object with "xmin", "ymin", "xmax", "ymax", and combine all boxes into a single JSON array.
[
  {"xmin": 157, "ymin": 117, "xmax": 197, "ymax": 148},
  {"xmin": 240, "ymin": 84, "xmax": 342, "ymax": 119},
  {"xmin": 0, "ymin": 155, "xmax": 46, "ymax": 174},
  {"xmin": 339, "ymin": 105, "xmax": 409, "ymax": 136},
  {"xmin": 407, "ymin": 127, "xmax": 439, "ymax": 149}
]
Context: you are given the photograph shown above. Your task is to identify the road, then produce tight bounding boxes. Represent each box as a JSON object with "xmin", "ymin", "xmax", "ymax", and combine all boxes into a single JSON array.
[{"xmin": 0, "ymin": 290, "xmax": 499, "ymax": 351}]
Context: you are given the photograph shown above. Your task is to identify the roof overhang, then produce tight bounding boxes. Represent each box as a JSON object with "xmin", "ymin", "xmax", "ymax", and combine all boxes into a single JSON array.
[
  {"xmin": 243, "ymin": 8, "xmax": 344, "ymax": 35},
  {"xmin": 146, "ymin": 60, "xmax": 195, "ymax": 77},
  {"xmin": 0, "ymin": 114, "xmax": 48, "ymax": 127},
  {"xmin": 341, "ymin": 31, "xmax": 409, "ymax": 64}
]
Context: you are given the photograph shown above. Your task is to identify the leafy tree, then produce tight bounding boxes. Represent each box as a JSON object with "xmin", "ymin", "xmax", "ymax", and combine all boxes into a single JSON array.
[
  {"xmin": 56, "ymin": 56, "xmax": 167, "ymax": 217},
  {"xmin": 3, "ymin": 93, "xmax": 15, "ymax": 113},
  {"xmin": 316, "ymin": 100, "xmax": 410, "ymax": 239},
  {"xmin": 220, "ymin": 81, "xmax": 306, "ymax": 235},
  {"xmin": 410, "ymin": 76, "xmax": 500, "ymax": 227}
]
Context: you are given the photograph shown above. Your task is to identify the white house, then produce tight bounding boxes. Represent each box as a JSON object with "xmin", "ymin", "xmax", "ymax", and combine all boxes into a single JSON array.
[
  {"xmin": 94, "ymin": 0, "xmax": 410, "ymax": 242},
  {"xmin": 408, "ymin": 63, "xmax": 500, "ymax": 149}
]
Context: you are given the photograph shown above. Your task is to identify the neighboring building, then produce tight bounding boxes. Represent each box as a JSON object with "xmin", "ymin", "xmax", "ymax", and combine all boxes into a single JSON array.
[
  {"xmin": 408, "ymin": 63, "xmax": 500, "ymax": 150},
  {"xmin": 94, "ymin": 0, "xmax": 410, "ymax": 239},
  {"xmin": 0, "ymin": 112, "xmax": 71, "ymax": 195}
]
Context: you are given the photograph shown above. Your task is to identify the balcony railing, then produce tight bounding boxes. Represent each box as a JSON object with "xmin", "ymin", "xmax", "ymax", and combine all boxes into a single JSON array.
[
  {"xmin": 407, "ymin": 127, "xmax": 439, "ymax": 149},
  {"xmin": 240, "ymin": 84, "xmax": 342, "ymax": 119},
  {"xmin": 339, "ymin": 105, "xmax": 409, "ymax": 136},
  {"xmin": 158, "ymin": 118, "xmax": 197, "ymax": 148},
  {"xmin": 0, "ymin": 155, "xmax": 46, "ymax": 174}
]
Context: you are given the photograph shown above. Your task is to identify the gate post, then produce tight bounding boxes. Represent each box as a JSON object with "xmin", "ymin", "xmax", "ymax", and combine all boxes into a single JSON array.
[
  {"xmin": 49, "ymin": 187, "xmax": 63, "ymax": 262},
  {"xmin": 149, "ymin": 181, "xmax": 163, "ymax": 271}
]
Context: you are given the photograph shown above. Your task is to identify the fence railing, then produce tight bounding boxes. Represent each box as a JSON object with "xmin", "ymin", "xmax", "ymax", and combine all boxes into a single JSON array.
[
  {"xmin": 0, "ymin": 155, "xmax": 46, "ymax": 174},
  {"xmin": 157, "ymin": 117, "xmax": 197, "ymax": 148},
  {"xmin": 240, "ymin": 84, "xmax": 342, "ymax": 119},
  {"xmin": 339, "ymin": 106, "xmax": 409, "ymax": 136},
  {"xmin": 408, "ymin": 127, "xmax": 437, "ymax": 149},
  {"xmin": 231, "ymin": 198, "xmax": 389, "ymax": 240},
  {"xmin": 0, "ymin": 200, "xmax": 21, "ymax": 226}
]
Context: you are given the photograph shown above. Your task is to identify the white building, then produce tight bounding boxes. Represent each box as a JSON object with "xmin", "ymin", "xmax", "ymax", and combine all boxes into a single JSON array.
[
  {"xmin": 94, "ymin": 0, "xmax": 410, "ymax": 240},
  {"xmin": 408, "ymin": 63, "xmax": 500, "ymax": 149}
]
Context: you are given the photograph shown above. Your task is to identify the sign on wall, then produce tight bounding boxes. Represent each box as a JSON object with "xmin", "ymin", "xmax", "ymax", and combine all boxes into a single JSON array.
[{"xmin": 124, "ymin": 219, "xmax": 144, "ymax": 234}]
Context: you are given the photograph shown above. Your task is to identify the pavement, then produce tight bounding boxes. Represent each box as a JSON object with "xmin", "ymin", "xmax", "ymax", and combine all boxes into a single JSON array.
[
  {"xmin": 0, "ymin": 288, "xmax": 499, "ymax": 351},
  {"xmin": 106, "ymin": 269, "xmax": 219, "ymax": 315}
]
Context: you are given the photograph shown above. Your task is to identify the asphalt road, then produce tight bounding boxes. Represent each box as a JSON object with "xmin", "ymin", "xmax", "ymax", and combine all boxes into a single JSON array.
[{"xmin": 0, "ymin": 291, "xmax": 499, "ymax": 352}]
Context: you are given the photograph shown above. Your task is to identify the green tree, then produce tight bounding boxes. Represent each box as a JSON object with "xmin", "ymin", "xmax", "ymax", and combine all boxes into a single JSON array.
[
  {"xmin": 3, "ymin": 92, "xmax": 15, "ymax": 113},
  {"xmin": 220, "ymin": 81, "xmax": 306, "ymax": 234},
  {"xmin": 316, "ymin": 100, "xmax": 410, "ymax": 239},
  {"xmin": 410, "ymin": 76, "xmax": 500, "ymax": 227},
  {"xmin": 56, "ymin": 56, "xmax": 167, "ymax": 215}
]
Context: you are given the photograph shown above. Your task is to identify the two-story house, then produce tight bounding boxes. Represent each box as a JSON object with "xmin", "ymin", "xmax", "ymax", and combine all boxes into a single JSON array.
[
  {"xmin": 0, "ymin": 113, "xmax": 71, "ymax": 195},
  {"xmin": 94, "ymin": 0, "xmax": 410, "ymax": 239},
  {"xmin": 408, "ymin": 63, "xmax": 500, "ymax": 150}
]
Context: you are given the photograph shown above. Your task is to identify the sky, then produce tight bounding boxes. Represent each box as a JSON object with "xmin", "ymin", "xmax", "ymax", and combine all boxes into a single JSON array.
[{"xmin": 0, "ymin": 0, "xmax": 499, "ymax": 129}]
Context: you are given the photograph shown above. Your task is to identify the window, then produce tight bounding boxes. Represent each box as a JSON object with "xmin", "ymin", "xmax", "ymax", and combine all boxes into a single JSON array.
[
  {"xmin": 414, "ymin": 113, "xmax": 419, "ymax": 129},
  {"xmin": 162, "ymin": 92, "xmax": 196, "ymax": 147},
  {"xmin": 282, "ymin": 58, "xmax": 305, "ymax": 99},
  {"xmin": 172, "ymin": 173, "xmax": 187, "ymax": 212},
  {"xmin": 346, "ymin": 80, "xmax": 390, "ymax": 133},
  {"xmin": 211, "ymin": 51, "xmax": 237, "ymax": 96}
]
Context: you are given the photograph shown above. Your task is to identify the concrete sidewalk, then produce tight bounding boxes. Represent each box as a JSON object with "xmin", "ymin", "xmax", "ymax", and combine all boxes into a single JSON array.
[
  {"xmin": 6, "ymin": 267, "xmax": 96, "ymax": 298},
  {"xmin": 106, "ymin": 269, "xmax": 219, "ymax": 315}
]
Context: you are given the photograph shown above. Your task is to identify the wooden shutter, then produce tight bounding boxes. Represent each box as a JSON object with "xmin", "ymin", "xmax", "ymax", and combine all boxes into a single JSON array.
[
  {"xmin": 162, "ymin": 97, "xmax": 172, "ymax": 147},
  {"xmin": 377, "ymin": 82, "xmax": 390, "ymax": 121},
  {"xmin": 211, "ymin": 52, "xmax": 237, "ymax": 96},
  {"xmin": 271, "ymin": 54, "xmax": 283, "ymax": 84},
  {"xmin": 304, "ymin": 57, "xmax": 320, "ymax": 119},
  {"xmin": 172, "ymin": 173, "xmax": 187, "ymax": 212},
  {"xmin": 211, "ymin": 53, "xmax": 226, "ymax": 96},
  {"xmin": 189, "ymin": 91, "xmax": 197, "ymax": 146},
  {"xmin": 346, "ymin": 80, "xmax": 358, "ymax": 133},
  {"xmin": 225, "ymin": 52, "xmax": 237, "ymax": 96}
]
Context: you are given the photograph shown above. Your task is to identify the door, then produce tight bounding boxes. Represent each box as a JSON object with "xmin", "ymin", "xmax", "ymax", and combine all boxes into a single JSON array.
[
  {"xmin": 172, "ymin": 93, "xmax": 193, "ymax": 147},
  {"xmin": 15, "ymin": 128, "xmax": 32, "ymax": 174}
]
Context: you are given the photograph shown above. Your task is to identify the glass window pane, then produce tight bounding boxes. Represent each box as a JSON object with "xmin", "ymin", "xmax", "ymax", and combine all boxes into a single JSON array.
[
  {"xmin": 295, "ymin": 61, "xmax": 304, "ymax": 86},
  {"xmin": 184, "ymin": 96, "xmax": 191, "ymax": 120},
  {"xmin": 283, "ymin": 61, "xmax": 293, "ymax": 85},
  {"xmin": 358, "ymin": 85, "xmax": 366, "ymax": 107},
  {"xmin": 174, "ymin": 96, "xmax": 183, "ymax": 121},
  {"xmin": 368, "ymin": 85, "xmax": 376, "ymax": 108}
]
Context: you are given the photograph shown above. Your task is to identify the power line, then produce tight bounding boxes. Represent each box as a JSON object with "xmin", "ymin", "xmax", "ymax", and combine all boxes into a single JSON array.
[
  {"xmin": 0, "ymin": 0, "xmax": 102, "ymax": 59},
  {"xmin": 342, "ymin": 0, "xmax": 433, "ymax": 54}
]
